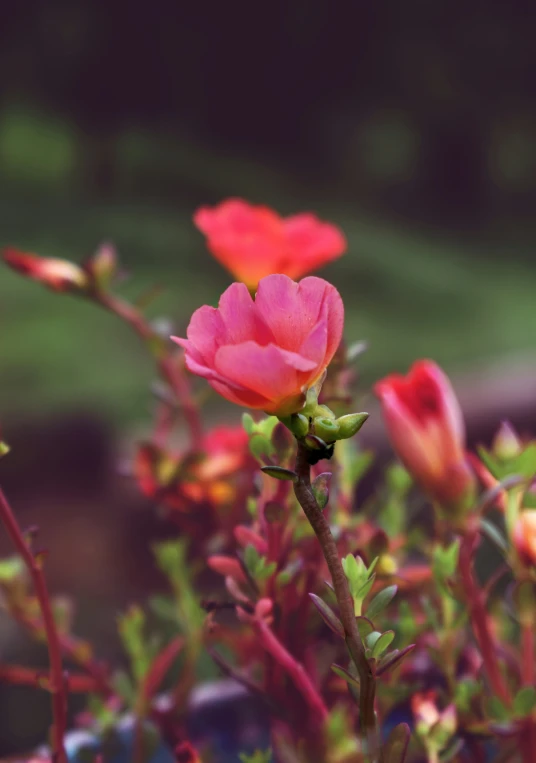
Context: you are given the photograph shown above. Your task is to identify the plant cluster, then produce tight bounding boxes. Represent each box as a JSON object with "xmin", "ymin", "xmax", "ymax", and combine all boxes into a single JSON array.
[{"xmin": 1, "ymin": 199, "xmax": 535, "ymax": 763}]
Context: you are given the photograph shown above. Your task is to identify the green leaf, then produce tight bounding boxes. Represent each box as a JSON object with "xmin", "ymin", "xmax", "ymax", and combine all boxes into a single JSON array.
[
  {"xmin": 356, "ymin": 575, "xmax": 376, "ymax": 601},
  {"xmin": 256, "ymin": 559, "xmax": 277, "ymax": 582},
  {"xmin": 342, "ymin": 554, "xmax": 363, "ymax": 587},
  {"xmin": 365, "ymin": 631, "xmax": 382, "ymax": 651},
  {"xmin": 312, "ymin": 472, "xmax": 331, "ymax": 509},
  {"xmin": 309, "ymin": 594, "xmax": 344, "ymax": 637},
  {"xmin": 260, "ymin": 465, "xmax": 297, "ymax": 482},
  {"xmin": 433, "ymin": 540, "xmax": 460, "ymax": 580},
  {"xmin": 243, "ymin": 544, "xmax": 276, "ymax": 582},
  {"xmin": 117, "ymin": 605, "xmax": 152, "ymax": 683},
  {"xmin": 386, "ymin": 463, "xmax": 412, "ymax": 494},
  {"xmin": 513, "ymin": 687, "xmax": 536, "ymax": 717},
  {"xmin": 153, "ymin": 539, "xmax": 188, "ymax": 586},
  {"xmin": 486, "ymin": 696, "xmax": 510, "ymax": 721},
  {"xmin": 242, "ymin": 412, "xmax": 255, "ymax": 435},
  {"xmin": 366, "ymin": 585, "xmax": 398, "ymax": 621},
  {"xmin": 149, "ymin": 595, "xmax": 177, "ymax": 622},
  {"xmin": 356, "ymin": 616, "xmax": 375, "ymax": 639},
  {"xmin": 330, "ymin": 663, "xmax": 360, "ymax": 689},
  {"xmin": 454, "ymin": 678, "xmax": 480, "ymax": 712},
  {"xmin": 479, "ymin": 518, "xmax": 508, "ymax": 554},
  {"xmin": 0, "ymin": 441, "xmax": 10, "ymax": 458},
  {"xmin": 348, "ymin": 449, "xmax": 374, "ymax": 485},
  {"xmin": 383, "ymin": 722, "xmax": 411, "ymax": 763},
  {"xmin": 249, "ymin": 434, "xmax": 275, "ymax": 463},
  {"xmin": 244, "ymin": 544, "xmax": 260, "ymax": 576},
  {"xmin": 371, "ymin": 630, "xmax": 395, "ymax": 658},
  {"xmin": 0, "ymin": 555, "xmax": 24, "ymax": 582},
  {"xmin": 113, "ymin": 669, "xmax": 136, "ymax": 706},
  {"xmin": 439, "ymin": 739, "xmax": 465, "ymax": 762},
  {"xmin": 256, "ymin": 416, "xmax": 279, "ymax": 439},
  {"xmin": 377, "ymin": 644, "xmax": 416, "ymax": 676}
]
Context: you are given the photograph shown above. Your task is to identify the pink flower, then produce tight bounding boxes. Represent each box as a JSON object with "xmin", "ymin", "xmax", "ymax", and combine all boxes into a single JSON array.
[
  {"xmin": 513, "ymin": 509, "xmax": 536, "ymax": 567},
  {"xmin": 194, "ymin": 198, "xmax": 346, "ymax": 290},
  {"xmin": 173, "ymin": 274, "xmax": 344, "ymax": 416},
  {"xmin": 374, "ymin": 360, "xmax": 475, "ymax": 507},
  {"xmin": 3, "ymin": 248, "xmax": 89, "ymax": 292}
]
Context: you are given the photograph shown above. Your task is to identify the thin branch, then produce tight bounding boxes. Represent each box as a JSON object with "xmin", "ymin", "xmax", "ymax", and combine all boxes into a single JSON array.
[{"xmin": 0, "ymin": 486, "xmax": 67, "ymax": 762}]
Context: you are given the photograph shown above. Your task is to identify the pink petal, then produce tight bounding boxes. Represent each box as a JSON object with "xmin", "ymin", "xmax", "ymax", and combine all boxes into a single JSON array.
[
  {"xmin": 298, "ymin": 317, "xmax": 328, "ymax": 366},
  {"xmin": 298, "ymin": 277, "xmax": 344, "ymax": 365},
  {"xmin": 218, "ymin": 281, "xmax": 273, "ymax": 346},
  {"xmin": 208, "ymin": 379, "xmax": 273, "ymax": 410},
  {"xmin": 255, "ymin": 275, "xmax": 343, "ymax": 365},
  {"xmin": 184, "ymin": 305, "xmax": 226, "ymax": 364},
  {"xmin": 214, "ymin": 341, "xmax": 316, "ymax": 403}
]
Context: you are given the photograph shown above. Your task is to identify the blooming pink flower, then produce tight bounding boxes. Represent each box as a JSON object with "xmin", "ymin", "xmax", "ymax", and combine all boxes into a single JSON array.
[
  {"xmin": 513, "ymin": 509, "xmax": 536, "ymax": 567},
  {"xmin": 173, "ymin": 274, "xmax": 344, "ymax": 416},
  {"xmin": 194, "ymin": 198, "xmax": 346, "ymax": 290},
  {"xmin": 374, "ymin": 360, "xmax": 475, "ymax": 507},
  {"xmin": 3, "ymin": 248, "xmax": 89, "ymax": 292}
]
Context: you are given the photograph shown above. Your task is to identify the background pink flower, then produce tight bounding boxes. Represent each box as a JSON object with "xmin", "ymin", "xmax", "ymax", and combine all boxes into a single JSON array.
[
  {"xmin": 173, "ymin": 274, "xmax": 344, "ymax": 416},
  {"xmin": 375, "ymin": 360, "xmax": 475, "ymax": 507},
  {"xmin": 194, "ymin": 198, "xmax": 346, "ymax": 290}
]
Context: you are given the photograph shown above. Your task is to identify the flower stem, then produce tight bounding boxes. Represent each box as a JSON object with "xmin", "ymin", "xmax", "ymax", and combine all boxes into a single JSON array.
[
  {"xmin": 0, "ymin": 486, "xmax": 67, "ymax": 762},
  {"xmin": 293, "ymin": 440, "xmax": 381, "ymax": 761},
  {"xmin": 254, "ymin": 616, "xmax": 328, "ymax": 725},
  {"xmin": 459, "ymin": 529, "xmax": 511, "ymax": 706}
]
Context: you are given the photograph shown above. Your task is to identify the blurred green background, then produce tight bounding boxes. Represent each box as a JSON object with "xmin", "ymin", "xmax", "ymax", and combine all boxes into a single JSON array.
[{"xmin": 1, "ymin": 1, "xmax": 535, "ymax": 429}]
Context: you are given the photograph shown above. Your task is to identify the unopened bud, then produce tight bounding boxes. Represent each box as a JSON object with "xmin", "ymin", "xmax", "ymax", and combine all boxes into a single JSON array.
[
  {"xmin": 336, "ymin": 412, "xmax": 369, "ymax": 439},
  {"xmin": 493, "ymin": 421, "xmax": 523, "ymax": 461},
  {"xmin": 4, "ymin": 248, "xmax": 89, "ymax": 293},
  {"xmin": 314, "ymin": 417, "xmax": 340, "ymax": 442},
  {"xmin": 284, "ymin": 412, "xmax": 309, "ymax": 438},
  {"xmin": 84, "ymin": 242, "xmax": 117, "ymax": 291}
]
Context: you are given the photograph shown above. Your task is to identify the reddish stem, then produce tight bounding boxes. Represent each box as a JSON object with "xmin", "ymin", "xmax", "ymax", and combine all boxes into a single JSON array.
[
  {"xmin": 254, "ymin": 616, "xmax": 328, "ymax": 724},
  {"xmin": 459, "ymin": 529, "xmax": 511, "ymax": 706},
  {"xmin": 11, "ymin": 610, "xmax": 112, "ymax": 695},
  {"xmin": 0, "ymin": 663, "xmax": 102, "ymax": 693},
  {"xmin": 0, "ymin": 486, "xmax": 67, "ymax": 762}
]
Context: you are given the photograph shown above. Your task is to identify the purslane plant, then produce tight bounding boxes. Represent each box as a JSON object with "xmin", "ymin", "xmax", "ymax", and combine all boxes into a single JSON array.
[{"xmin": 1, "ymin": 198, "xmax": 535, "ymax": 763}]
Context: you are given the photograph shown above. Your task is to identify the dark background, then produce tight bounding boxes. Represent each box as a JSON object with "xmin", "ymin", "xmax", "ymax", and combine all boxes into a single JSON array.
[{"xmin": 0, "ymin": 0, "xmax": 536, "ymax": 753}]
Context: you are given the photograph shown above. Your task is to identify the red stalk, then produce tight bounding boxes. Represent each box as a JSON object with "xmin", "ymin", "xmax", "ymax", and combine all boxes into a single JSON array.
[
  {"xmin": 459, "ymin": 529, "xmax": 511, "ymax": 707},
  {"xmin": 254, "ymin": 616, "xmax": 328, "ymax": 724},
  {"xmin": 0, "ymin": 486, "xmax": 67, "ymax": 762}
]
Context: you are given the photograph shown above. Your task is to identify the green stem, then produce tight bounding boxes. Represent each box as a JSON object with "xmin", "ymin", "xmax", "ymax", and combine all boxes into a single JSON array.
[{"xmin": 293, "ymin": 440, "xmax": 381, "ymax": 761}]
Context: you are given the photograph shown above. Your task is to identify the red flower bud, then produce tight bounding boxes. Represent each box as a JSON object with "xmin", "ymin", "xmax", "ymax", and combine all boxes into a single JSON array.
[
  {"xmin": 4, "ymin": 248, "xmax": 89, "ymax": 293},
  {"xmin": 375, "ymin": 360, "xmax": 475, "ymax": 508}
]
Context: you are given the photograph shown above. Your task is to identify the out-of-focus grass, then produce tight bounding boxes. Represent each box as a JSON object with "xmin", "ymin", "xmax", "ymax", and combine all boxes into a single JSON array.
[{"xmin": 1, "ymin": 106, "xmax": 535, "ymax": 429}]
